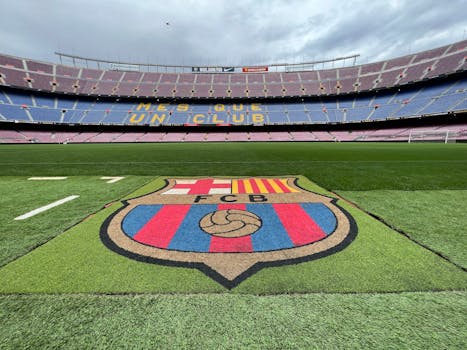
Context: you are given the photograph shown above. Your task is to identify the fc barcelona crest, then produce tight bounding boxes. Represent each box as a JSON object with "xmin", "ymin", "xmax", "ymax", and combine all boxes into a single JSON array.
[{"xmin": 100, "ymin": 177, "xmax": 357, "ymax": 288}]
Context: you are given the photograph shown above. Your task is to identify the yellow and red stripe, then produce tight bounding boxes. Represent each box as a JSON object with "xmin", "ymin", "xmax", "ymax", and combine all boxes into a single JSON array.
[{"xmin": 232, "ymin": 178, "xmax": 298, "ymax": 194}]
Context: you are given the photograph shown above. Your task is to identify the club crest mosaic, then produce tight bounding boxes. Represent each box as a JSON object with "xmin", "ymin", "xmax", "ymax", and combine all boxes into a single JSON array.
[{"xmin": 101, "ymin": 177, "xmax": 357, "ymax": 288}]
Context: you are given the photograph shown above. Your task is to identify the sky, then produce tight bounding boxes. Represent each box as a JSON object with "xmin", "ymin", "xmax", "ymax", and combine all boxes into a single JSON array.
[{"xmin": 0, "ymin": 0, "xmax": 466, "ymax": 68}]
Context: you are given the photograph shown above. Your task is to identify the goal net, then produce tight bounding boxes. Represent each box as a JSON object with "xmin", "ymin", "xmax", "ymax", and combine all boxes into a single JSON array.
[{"xmin": 408, "ymin": 130, "xmax": 457, "ymax": 143}]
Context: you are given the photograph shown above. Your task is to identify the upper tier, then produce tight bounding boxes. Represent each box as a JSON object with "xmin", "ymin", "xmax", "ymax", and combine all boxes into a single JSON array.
[{"xmin": 0, "ymin": 40, "xmax": 466, "ymax": 99}]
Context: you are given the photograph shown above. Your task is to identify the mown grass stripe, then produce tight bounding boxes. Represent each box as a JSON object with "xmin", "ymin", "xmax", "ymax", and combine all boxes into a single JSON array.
[{"xmin": 3, "ymin": 160, "xmax": 467, "ymax": 165}]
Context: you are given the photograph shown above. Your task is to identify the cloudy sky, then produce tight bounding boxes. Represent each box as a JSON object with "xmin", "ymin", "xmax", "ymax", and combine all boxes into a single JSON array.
[{"xmin": 0, "ymin": 0, "xmax": 466, "ymax": 67}]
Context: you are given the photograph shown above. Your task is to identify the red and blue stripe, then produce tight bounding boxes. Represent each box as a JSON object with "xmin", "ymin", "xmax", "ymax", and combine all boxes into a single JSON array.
[{"xmin": 122, "ymin": 203, "xmax": 336, "ymax": 253}]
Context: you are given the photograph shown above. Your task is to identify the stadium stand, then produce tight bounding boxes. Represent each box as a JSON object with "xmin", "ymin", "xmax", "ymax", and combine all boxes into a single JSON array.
[
  {"xmin": 0, "ymin": 78, "xmax": 465, "ymax": 126},
  {"xmin": 1, "ymin": 40, "xmax": 466, "ymax": 99},
  {"xmin": 0, "ymin": 40, "xmax": 466, "ymax": 142},
  {"xmin": 3, "ymin": 124, "xmax": 465, "ymax": 144}
]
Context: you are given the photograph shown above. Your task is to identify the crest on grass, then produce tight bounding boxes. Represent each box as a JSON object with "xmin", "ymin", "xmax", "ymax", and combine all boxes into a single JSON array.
[{"xmin": 100, "ymin": 177, "xmax": 357, "ymax": 288}]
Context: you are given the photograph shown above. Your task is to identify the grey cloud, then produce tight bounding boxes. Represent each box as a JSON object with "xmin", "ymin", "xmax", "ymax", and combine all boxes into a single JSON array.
[
  {"xmin": 0, "ymin": 0, "xmax": 465, "ymax": 67},
  {"xmin": 296, "ymin": 0, "xmax": 466, "ymax": 64}
]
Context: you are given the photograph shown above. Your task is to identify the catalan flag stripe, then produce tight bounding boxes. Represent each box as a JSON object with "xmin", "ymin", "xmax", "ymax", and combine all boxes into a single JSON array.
[
  {"xmin": 276, "ymin": 179, "xmax": 291, "ymax": 193},
  {"xmin": 279, "ymin": 179, "xmax": 298, "ymax": 192},
  {"xmin": 267, "ymin": 179, "xmax": 284, "ymax": 193},
  {"xmin": 254, "ymin": 178, "xmax": 268, "ymax": 193},
  {"xmin": 232, "ymin": 179, "xmax": 239, "ymax": 194},
  {"xmin": 262, "ymin": 179, "xmax": 277, "ymax": 193},
  {"xmin": 243, "ymin": 179, "xmax": 253, "ymax": 193},
  {"xmin": 250, "ymin": 179, "xmax": 261, "ymax": 193}
]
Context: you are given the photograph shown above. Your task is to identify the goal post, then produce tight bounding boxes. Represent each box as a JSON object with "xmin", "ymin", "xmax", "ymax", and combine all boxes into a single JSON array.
[{"xmin": 408, "ymin": 130, "xmax": 456, "ymax": 143}]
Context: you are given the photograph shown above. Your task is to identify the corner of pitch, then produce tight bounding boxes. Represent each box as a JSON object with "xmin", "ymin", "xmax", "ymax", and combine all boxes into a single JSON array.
[{"xmin": 100, "ymin": 177, "xmax": 358, "ymax": 288}]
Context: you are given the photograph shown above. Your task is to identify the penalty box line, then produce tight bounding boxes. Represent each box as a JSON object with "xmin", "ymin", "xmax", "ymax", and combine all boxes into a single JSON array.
[{"xmin": 14, "ymin": 195, "xmax": 79, "ymax": 220}]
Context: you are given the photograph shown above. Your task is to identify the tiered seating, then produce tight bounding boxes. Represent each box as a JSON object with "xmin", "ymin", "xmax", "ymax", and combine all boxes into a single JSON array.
[
  {"xmin": 329, "ymin": 131, "xmax": 354, "ymax": 141},
  {"xmin": 428, "ymin": 51, "xmax": 466, "ymax": 78},
  {"xmin": 163, "ymin": 132, "xmax": 186, "ymax": 142},
  {"xmin": 346, "ymin": 107, "xmax": 372, "ymax": 121},
  {"xmin": 184, "ymin": 133, "xmax": 206, "ymax": 142},
  {"xmin": 138, "ymin": 132, "xmax": 166, "ymax": 142},
  {"xmin": 113, "ymin": 132, "xmax": 143, "ymax": 142},
  {"xmin": 205, "ymin": 132, "xmax": 227, "ymax": 142},
  {"xmin": 226, "ymin": 132, "xmax": 249, "ymax": 141},
  {"xmin": 289, "ymin": 131, "xmax": 316, "ymax": 141},
  {"xmin": 434, "ymin": 124, "xmax": 467, "ymax": 140},
  {"xmin": 1, "ymin": 39, "xmax": 465, "ymax": 99},
  {"xmin": 71, "ymin": 132, "xmax": 99, "ymax": 143},
  {"xmin": 362, "ymin": 128, "xmax": 410, "ymax": 141},
  {"xmin": 312, "ymin": 131, "xmax": 335, "ymax": 141},
  {"xmin": 20, "ymin": 131, "xmax": 57, "ymax": 143},
  {"xmin": 1, "ymin": 76, "xmax": 466, "ymax": 126},
  {"xmin": 0, "ymin": 104, "xmax": 30, "ymax": 121},
  {"xmin": 29, "ymin": 73, "xmax": 52, "ymax": 91},
  {"xmin": 2, "ymin": 123, "xmax": 466, "ymax": 144},
  {"xmin": 418, "ymin": 93, "xmax": 465, "ymax": 115},
  {"xmin": 269, "ymin": 132, "xmax": 292, "ymax": 141},
  {"xmin": 370, "ymin": 103, "xmax": 402, "ymax": 120},
  {"xmin": 0, "ymin": 40, "xmax": 466, "ymax": 146},
  {"xmin": 248, "ymin": 132, "xmax": 270, "ymax": 141},
  {"xmin": 0, "ymin": 130, "xmax": 27, "ymax": 143},
  {"xmin": 398, "ymin": 61, "xmax": 434, "ymax": 85},
  {"xmin": 29, "ymin": 107, "xmax": 62, "ymax": 122},
  {"xmin": 87, "ymin": 132, "xmax": 122, "ymax": 143}
]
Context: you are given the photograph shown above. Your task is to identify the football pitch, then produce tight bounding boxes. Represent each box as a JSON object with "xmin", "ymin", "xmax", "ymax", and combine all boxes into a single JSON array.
[{"xmin": 0, "ymin": 142, "xmax": 466, "ymax": 349}]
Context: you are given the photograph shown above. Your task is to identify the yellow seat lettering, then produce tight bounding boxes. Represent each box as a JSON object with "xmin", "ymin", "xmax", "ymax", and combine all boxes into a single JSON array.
[
  {"xmin": 251, "ymin": 103, "xmax": 262, "ymax": 111},
  {"xmin": 192, "ymin": 114, "xmax": 206, "ymax": 124},
  {"xmin": 232, "ymin": 114, "xmax": 244, "ymax": 123},
  {"xmin": 136, "ymin": 103, "xmax": 151, "ymax": 111},
  {"xmin": 157, "ymin": 103, "xmax": 168, "ymax": 111},
  {"xmin": 177, "ymin": 104, "xmax": 189, "ymax": 112},
  {"xmin": 212, "ymin": 114, "xmax": 225, "ymax": 123},
  {"xmin": 252, "ymin": 113, "xmax": 264, "ymax": 123},
  {"xmin": 129, "ymin": 113, "xmax": 145, "ymax": 123},
  {"xmin": 150, "ymin": 113, "xmax": 166, "ymax": 124},
  {"xmin": 214, "ymin": 104, "xmax": 225, "ymax": 112}
]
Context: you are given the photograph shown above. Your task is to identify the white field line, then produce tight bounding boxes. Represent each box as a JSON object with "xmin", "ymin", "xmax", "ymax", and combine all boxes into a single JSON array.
[
  {"xmin": 14, "ymin": 195, "xmax": 79, "ymax": 220},
  {"xmin": 28, "ymin": 177, "xmax": 68, "ymax": 180},
  {"xmin": 100, "ymin": 176, "xmax": 125, "ymax": 183}
]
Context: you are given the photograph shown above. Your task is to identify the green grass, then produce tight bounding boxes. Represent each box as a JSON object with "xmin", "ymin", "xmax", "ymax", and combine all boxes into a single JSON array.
[
  {"xmin": 0, "ymin": 177, "xmax": 464, "ymax": 294},
  {"xmin": 1, "ymin": 292, "xmax": 465, "ymax": 350},
  {"xmin": 1, "ymin": 143, "xmax": 466, "ymax": 190},
  {"xmin": 0, "ymin": 142, "xmax": 465, "ymax": 348},
  {"xmin": 0, "ymin": 176, "xmax": 152, "ymax": 266},
  {"xmin": 338, "ymin": 190, "xmax": 467, "ymax": 268}
]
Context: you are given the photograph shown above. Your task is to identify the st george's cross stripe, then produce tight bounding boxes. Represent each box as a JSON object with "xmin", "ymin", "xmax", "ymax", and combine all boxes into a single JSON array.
[{"xmin": 161, "ymin": 178, "xmax": 299, "ymax": 195}]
